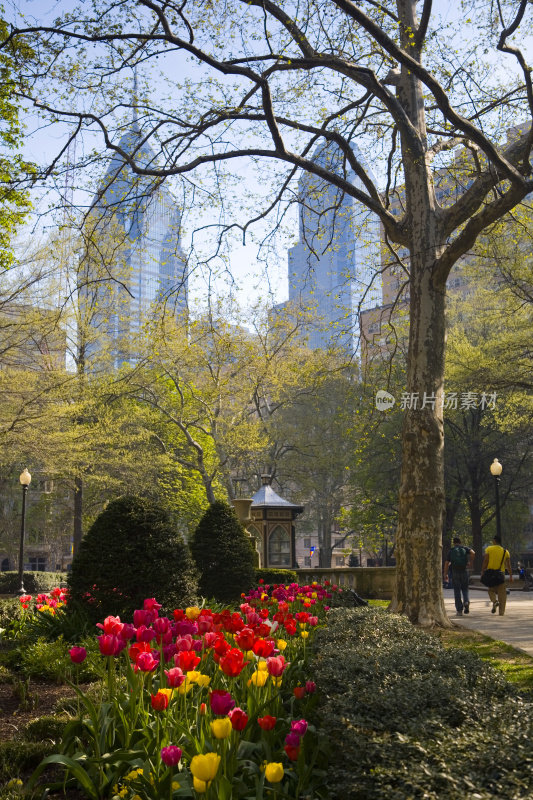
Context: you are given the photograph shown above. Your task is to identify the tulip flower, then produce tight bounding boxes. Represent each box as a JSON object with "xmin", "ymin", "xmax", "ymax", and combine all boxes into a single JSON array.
[
  {"xmin": 252, "ymin": 638, "xmax": 275, "ymax": 658},
  {"xmin": 235, "ymin": 627, "xmax": 255, "ymax": 651},
  {"xmin": 161, "ymin": 745, "xmax": 182, "ymax": 767},
  {"xmin": 284, "ymin": 743, "xmax": 300, "ymax": 761},
  {"xmin": 219, "ymin": 648, "xmax": 248, "ymax": 677},
  {"xmin": 247, "ymin": 669, "xmax": 267, "ymax": 687},
  {"xmin": 228, "ymin": 707, "xmax": 248, "ymax": 731},
  {"xmin": 176, "ymin": 650, "xmax": 200, "ymax": 671},
  {"xmin": 305, "ymin": 680, "xmax": 317, "ymax": 694},
  {"xmin": 165, "ymin": 667, "xmax": 185, "ymax": 688},
  {"xmin": 185, "ymin": 606, "xmax": 201, "ymax": 620},
  {"xmin": 210, "ymin": 716, "xmax": 232, "ymax": 739},
  {"xmin": 151, "ymin": 691, "xmax": 170, "ymax": 711},
  {"xmin": 210, "ymin": 689, "xmax": 235, "ymax": 716},
  {"xmin": 193, "ymin": 777, "xmax": 208, "ymax": 793},
  {"xmin": 257, "ymin": 715, "xmax": 277, "ymax": 731},
  {"xmin": 143, "ymin": 597, "xmax": 162, "ymax": 612},
  {"xmin": 190, "ymin": 752, "xmax": 221, "ymax": 782},
  {"xmin": 293, "ymin": 686, "xmax": 306, "ymax": 700},
  {"xmin": 69, "ymin": 646, "xmax": 87, "ymax": 664},
  {"xmin": 264, "ymin": 762, "xmax": 284, "ymax": 783},
  {"xmin": 291, "ymin": 719, "xmax": 308, "ymax": 737},
  {"xmin": 284, "ymin": 732, "xmax": 301, "ymax": 748},
  {"xmin": 98, "ymin": 634, "xmax": 121, "ymax": 656},
  {"xmin": 266, "ymin": 655, "xmax": 287, "ymax": 677},
  {"xmin": 96, "ymin": 615, "xmax": 124, "ymax": 636},
  {"xmin": 135, "ymin": 651, "xmax": 159, "ymax": 672}
]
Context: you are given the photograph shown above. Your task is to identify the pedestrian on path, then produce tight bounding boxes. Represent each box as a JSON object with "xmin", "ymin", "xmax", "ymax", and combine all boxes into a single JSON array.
[
  {"xmin": 481, "ymin": 535, "xmax": 513, "ymax": 615},
  {"xmin": 443, "ymin": 537, "xmax": 475, "ymax": 616}
]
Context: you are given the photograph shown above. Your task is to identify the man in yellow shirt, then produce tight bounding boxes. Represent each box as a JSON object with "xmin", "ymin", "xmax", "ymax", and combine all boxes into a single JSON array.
[{"xmin": 481, "ymin": 535, "xmax": 513, "ymax": 615}]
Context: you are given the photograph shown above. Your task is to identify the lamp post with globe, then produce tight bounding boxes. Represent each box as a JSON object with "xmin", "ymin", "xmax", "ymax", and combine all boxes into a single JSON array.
[{"xmin": 18, "ymin": 468, "xmax": 31, "ymax": 594}]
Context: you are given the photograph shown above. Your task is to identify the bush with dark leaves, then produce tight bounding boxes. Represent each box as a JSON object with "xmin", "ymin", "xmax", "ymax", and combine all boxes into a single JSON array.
[{"xmin": 312, "ymin": 607, "xmax": 533, "ymax": 800}]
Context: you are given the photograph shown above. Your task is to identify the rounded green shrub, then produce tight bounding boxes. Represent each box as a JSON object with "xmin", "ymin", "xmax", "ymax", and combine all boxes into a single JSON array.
[
  {"xmin": 67, "ymin": 495, "xmax": 198, "ymax": 624},
  {"xmin": 190, "ymin": 501, "xmax": 256, "ymax": 603},
  {"xmin": 255, "ymin": 568, "xmax": 298, "ymax": 585}
]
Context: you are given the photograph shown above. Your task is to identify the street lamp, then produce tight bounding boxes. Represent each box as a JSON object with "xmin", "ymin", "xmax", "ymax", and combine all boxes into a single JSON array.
[
  {"xmin": 490, "ymin": 458, "xmax": 502, "ymax": 544},
  {"xmin": 18, "ymin": 468, "xmax": 31, "ymax": 595}
]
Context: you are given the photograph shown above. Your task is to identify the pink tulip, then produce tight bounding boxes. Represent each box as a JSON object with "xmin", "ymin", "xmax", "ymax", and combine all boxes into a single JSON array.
[
  {"xmin": 165, "ymin": 667, "xmax": 185, "ymax": 687},
  {"xmin": 98, "ymin": 634, "xmax": 121, "ymax": 656},
  {"xmin": 161, "ymin": 745, "xmax": 182, "ymax": 767}
]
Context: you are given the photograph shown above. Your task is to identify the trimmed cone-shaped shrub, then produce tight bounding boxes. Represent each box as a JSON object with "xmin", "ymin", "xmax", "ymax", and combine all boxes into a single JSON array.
[
  {"xmin": 190, "ymin": 501, "xmax": 256, "ymax": 603},
  {"xmin": 68, "ymin": 495, "xmax": 198, "ymax": 624}
]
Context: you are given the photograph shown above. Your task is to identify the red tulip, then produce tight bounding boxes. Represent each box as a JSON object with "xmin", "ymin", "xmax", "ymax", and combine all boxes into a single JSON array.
[
  {"xmin": 252, "ymin": 638, "xmax": 275, "ymax": 658},
  {"xmin": 235, "ymin": 627, "xmax": 255, "ymax": 651},
  {"xmin": 69, "ymin": 646, "xmax": 87, "ymax": 664},
  {"xmin": 293, "ymin": 686, "xmax": 306, "ymax": 700},
  {"xmin": 219, "ymin": 648, "xmax": 248, "ymax": 677},
  {"xmin": 284, "ymin": 744, "xmax": 300, "ymax": 761},
  {"xmin": 98, "ymin": 634, "xmax": 121, "ymax": 656},
  {"xmin": 151, "ymin": 691, "xmax": 169, "ymax": 711},
  {"xmin": 176, "ymin": 650, "xmax": 200, "ymax": 671},
  {"xmin": 228, "ymin": 707, "xmax": 248, "ymax": 731},
  {"xmin": 257, "ymin": 715, "xmax": 277, "ymax": 731}
]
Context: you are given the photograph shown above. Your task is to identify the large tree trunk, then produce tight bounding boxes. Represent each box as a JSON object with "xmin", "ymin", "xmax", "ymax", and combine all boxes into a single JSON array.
[{"xmin": 390, "ymin": 4, "xmax": 450, "ymax": 624}]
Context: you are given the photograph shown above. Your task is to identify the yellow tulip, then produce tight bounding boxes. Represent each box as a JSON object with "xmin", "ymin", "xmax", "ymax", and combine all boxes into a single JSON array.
[
  {"xmin": 193, "ymin": 777, "xmax": 208, "ymax": 793},
  {"xmin": 210, "ymin": 716, "xmax": 232, "ymax": 739},
  {"xmin": 190, "ymin": 753, "xmax": 221, "ymax": 782},
  {"xmin": 257, "ymin": 661, "xmax": 268, "ymax": 671},
  {"xmin": 185, "ymin": 606, "xmax": 201, "ymax": 620},
  {"xmin": 249, "ymin": 670, "xmax": 268, "ymax": 687},
  {"xmin": 276, "ymin": 639, "xmax": 287, "ymax": 651},
  {"xmin": 265, "ymin": 762, "xmax": 284, "ymax": 783},
  {"xmin": 300, "ymin": 630, "xmax": 309, "ymax": 639}
]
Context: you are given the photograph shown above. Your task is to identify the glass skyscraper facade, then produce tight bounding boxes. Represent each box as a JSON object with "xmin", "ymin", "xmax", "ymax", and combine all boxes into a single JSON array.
[
  {"xmin": 273, "ymin": 142, "xmax": 380, "ymax": 354},
  {"xmin": 83, "ymin": 122, "xmax": 188, "ymax": 367}
]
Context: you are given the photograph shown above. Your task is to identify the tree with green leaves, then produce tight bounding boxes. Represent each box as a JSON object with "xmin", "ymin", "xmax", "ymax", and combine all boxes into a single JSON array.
[{"xmin": 6, "ymin": 0, "xmax": 533, "ymax": 624}]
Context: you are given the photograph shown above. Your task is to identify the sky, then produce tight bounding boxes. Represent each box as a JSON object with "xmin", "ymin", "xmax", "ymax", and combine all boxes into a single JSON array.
[{"xmin": 9, "ymin": 0, "xmax": 531, "ymax": 310}]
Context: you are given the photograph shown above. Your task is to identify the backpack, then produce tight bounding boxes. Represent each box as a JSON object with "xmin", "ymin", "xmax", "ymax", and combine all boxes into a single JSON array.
[{"xmin": 449, "ymin": 545, "xmax": 469, "ymax": 569}]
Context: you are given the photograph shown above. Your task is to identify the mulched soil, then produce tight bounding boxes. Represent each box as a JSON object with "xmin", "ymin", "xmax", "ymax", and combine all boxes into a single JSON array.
[{"xmin": 0, "ymin": 680, "xmax": 74, "ymax": 741}]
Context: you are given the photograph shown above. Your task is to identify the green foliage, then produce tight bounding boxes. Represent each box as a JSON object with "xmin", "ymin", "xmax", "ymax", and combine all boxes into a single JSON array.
[
  {"xmin": 0, "ymin": 18, "xmax": 34, "ymax": 271},
  {"xmin": 18, "ymin": 636, "xmax": 101, "ymax": 683},
  {"xmin": 67, "ymin": 495, "xmax": 198, "ymax": 623},
  {"xmin": 23, "ymin": 715, "xmax": 70, "ymax": 744},
  {"xmin": 191, "ymin": 500, "xmax": 256, "ymax": 603},
  {"xmin": 255, "ymin": 567, "xmax": 298, "ymax": 585},
  {"xmin": 0, "ymin": 741, "xmax": 52, "ymax": 788},
  {"xmin": 0, "ymin": 572, "xmax": 65, "ymax": 594},
  {"xmin": 313, "ymin": 607, "xmax": 533, "ymax": 800}
]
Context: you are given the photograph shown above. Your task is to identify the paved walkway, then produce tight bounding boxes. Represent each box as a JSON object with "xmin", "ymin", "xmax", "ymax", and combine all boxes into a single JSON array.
[{"xmin": 443, "ymin": 587, "xmax": 533, "ymax": 657}]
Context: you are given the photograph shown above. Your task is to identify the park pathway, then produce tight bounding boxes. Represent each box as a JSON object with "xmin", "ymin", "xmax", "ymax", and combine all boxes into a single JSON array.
[{"xmin": 443, "ymin": 587, "xmax": 533, "ymax": 657}]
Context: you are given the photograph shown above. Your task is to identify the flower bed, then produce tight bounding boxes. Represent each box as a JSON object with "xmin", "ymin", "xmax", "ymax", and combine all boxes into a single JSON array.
[{"xmin": 27, "ymin": 581, "xmax": 338, "ymax": 799}]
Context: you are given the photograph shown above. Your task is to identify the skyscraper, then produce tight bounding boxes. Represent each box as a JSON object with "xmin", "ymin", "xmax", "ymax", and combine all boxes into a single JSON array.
[
  {"xmin": 82, "ymin": 120, "xmax": 188, "ymax": 367},
  {"xmin": 272, "ymin": 142, "xmax": 380, "ymax": 354}
]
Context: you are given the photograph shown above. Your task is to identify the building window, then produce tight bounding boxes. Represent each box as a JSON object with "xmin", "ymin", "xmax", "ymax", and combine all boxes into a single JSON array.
[
  {"xmin": 304, "ymin": 556, "xmax": 311, "ymax": 567},
  {"xmin": 1, "ymin": 558, "xmax": 10, "ymax": 571},
  {"xmin": 335, "ymin": 556, "xmax": 345, "ymax": 567},
  {"xmin": 333, "ymin": 538, "xmax": 344, "ymax": 548},
  {"xmin": 29, "ymin": 556, "xmax": 46, "ymax": 571},
  {"xmin": 268, "ymin": 525, "xmax": 291, "ymax": 567},
  {"xmin": 304, "ymin": 537, "xmax": 312, "ymax": 548}
]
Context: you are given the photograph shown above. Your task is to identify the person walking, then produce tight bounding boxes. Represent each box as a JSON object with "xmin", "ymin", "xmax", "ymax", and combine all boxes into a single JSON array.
[
  {"xmin": 481, "ymin": 535, "xmax": 513, "ymax": 615},
  {"xmin": 443, "ymin": 537, "xmax": 475, "ymax": 616}
]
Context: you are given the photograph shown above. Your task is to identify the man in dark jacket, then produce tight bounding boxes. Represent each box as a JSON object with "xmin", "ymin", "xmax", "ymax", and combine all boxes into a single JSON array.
[{"xmin": 443, "ymin": 537, "xmax": 475, "ymax": 616}]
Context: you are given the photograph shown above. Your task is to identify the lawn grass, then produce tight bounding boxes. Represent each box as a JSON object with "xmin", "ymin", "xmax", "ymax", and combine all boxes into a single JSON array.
[{"xmin": 435, "ymin": 625, "xmax": 533, "ymax": 693}]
